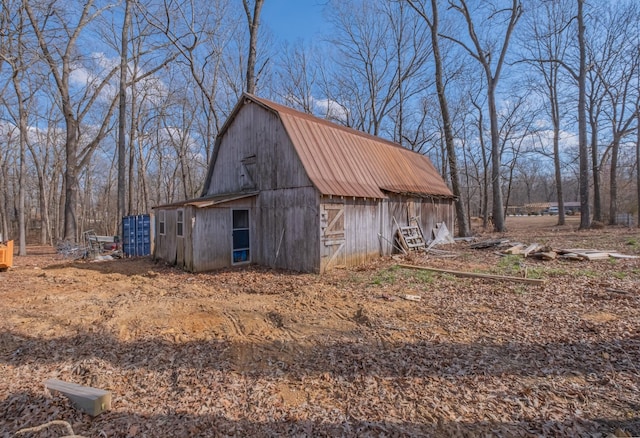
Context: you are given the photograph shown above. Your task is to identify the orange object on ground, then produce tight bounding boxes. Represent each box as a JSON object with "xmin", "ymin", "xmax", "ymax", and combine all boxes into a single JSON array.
[{"xmin": 0, "ymin": 240, "xmax": 14, "ymax": 270}]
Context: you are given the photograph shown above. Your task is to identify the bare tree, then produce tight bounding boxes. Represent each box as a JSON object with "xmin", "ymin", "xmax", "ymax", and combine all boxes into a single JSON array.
[
  {"xmin": 24, "ymin": 0, "xmax": 120, "ymax": 242},
  {"xmin": 324, "ymin": 0, "xmax": 430, "ymax": 137},
  {"xmin": 587, "ymin": 2, "xmax": 640, "ymax": 224},
  {"xmin": 443, "ymin": 0, "xmax": 522, "ymax": 232},
  {"xmin": 522, "ymin": 0, "xmax": 573, "ymax": 225},
  {"xmin": 242, "ymin": 0, "xmax": 264, "ymax": 94},
  {"xmin": 468, "ymin": 89, "xmax": 491, "ymax": 227},
  {"xmin": 274, "ymin": 41, "xmax": 318, "ymax": 113},
  {"xmin": 498, "ymin": 95, "xmax": 541, "ymax": 217},
  {"xmin": 146, "ymin": 0, "xmax": 239, "ymax": 163},
  {"xmin": 586, "ymin": 55, "xmax": 606, "ymax": 222},
  {"xmin": 576, "ymin": 0, "xmax": 590, "ymax": 229},
  {"xmin": 117, "ymin": 0, "xmax": 132, "ymax": 223},
  {"xmin": 406, "ymin": 0, "xmax": 470, "ymax": 237},
  {"xmin": 0, "ymin": 0, "xmax": 29, "ymax": 254}
]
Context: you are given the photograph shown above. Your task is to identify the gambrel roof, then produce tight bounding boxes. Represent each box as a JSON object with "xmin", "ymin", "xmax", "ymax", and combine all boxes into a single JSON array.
[{"xmin": 204, "ymin": 94, "xmax": 454, "ymax": 200}]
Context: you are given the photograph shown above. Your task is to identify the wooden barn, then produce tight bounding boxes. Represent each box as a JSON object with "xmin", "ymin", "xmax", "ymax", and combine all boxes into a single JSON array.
[{"xmin": 153, "ymin": 94, "xmax": 455, "ymax": 273}]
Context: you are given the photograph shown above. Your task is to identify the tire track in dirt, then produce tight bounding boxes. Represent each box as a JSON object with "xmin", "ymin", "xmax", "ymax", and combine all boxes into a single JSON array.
[{"xmin": 222, "ymin": 311, "xmax": 246, "ymax": 339}]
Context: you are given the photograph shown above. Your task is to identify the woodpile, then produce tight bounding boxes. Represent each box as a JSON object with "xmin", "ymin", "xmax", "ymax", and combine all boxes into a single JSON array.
[{"xmin": 470, "ymin": 239, "xmax": 639, "ymax": 261}]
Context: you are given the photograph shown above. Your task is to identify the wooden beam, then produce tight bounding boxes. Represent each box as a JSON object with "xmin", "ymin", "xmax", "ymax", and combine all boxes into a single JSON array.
[
  {"xmin": 397, "ymin": 264, "xmax": 545, "ymax": 285},
  {"xmin": 523, "ymin": 243, "xmax": 542, "ymax": 258},
  {"xmin": 45, "ymin": 379, "xmax": 112, "ymax": 416}
]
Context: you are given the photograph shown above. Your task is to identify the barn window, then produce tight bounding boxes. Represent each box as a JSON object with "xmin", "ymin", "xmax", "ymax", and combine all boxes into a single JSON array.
[
  {"xmin": 158, "ymin": 210, "xmax": 166, "ymax": 235},
  {"xmin": 232, "ymin": 209, "xmax": 250, "ymax": 264},
  {"xmin": 177, "ymin": 209, "xmax": 184, "ymax": 237}
]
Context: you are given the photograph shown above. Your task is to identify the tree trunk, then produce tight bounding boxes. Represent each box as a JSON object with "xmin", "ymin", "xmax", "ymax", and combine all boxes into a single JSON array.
[
  {"xmin": 136, "ymin": 130, "xmax": 149, "ymax": 213},
  {"xmin": 608, "ymin": 134, "xmax": 619, "ymax": 224},
  {"xmin": 589, "ymin": 116, "xmax": 601, "ymax": 222},
  {"xmin": 577, "ymin": 0, "xmax": 591, "ymax": 229},
  {"xmin": 128, "ymin": 84, "xmax": 138, "ymax": 215},
  {"xmin": 487, "ymin": 83, "xmax": 505, "ymax": 231},
  {"xmin": 63, "ymin": 119, "xmax": 79, "ymax": 241},
  {"xmin": 38, "ymin": 173, "xmax": 50, "ymax": 245},
  {"xmin": 17, "ymin": 115, "xmax": 27, "ymax": 255},
  {"xmin": 243, "ymin": 0, "xmax": 264, "ymax": 94},
  {"xmin": 479, "ymin": 112, "xmax": 490, "ymax": 228},
  {"xmin": 0, "ymin": 162, "xmax": 8, "ymax": 241},
  {"xmin": 550, "ymin": 79, "xmax": 565, "ymax": 226},
  {"xmin": 118, "ymin": 0, "xmax": 131, "ymax": 223}
]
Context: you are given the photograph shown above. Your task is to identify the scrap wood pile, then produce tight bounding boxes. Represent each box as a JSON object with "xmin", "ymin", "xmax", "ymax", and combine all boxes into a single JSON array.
[
  {"xmin": 470, "ymin": 238, "xmax": 640, "ymax": 261},
  {"xmin": 394, "ymin": 220, "xmax": 458, "ymax": 258}
]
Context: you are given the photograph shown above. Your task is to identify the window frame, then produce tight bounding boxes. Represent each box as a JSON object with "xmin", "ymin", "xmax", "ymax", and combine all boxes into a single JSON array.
[
  {"xmin": 158, "ymin": 210, "xmax": 166, "ymax": 236},
  {"xmin": 176, "ymin": 209, "xmax": 184, "ymax": 237}
]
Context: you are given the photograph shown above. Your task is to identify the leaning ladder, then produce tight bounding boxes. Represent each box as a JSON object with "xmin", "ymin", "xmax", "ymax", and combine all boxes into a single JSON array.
[{"xmin": 397, "ymin": 218, "xmax": 427, "ymax": 252}]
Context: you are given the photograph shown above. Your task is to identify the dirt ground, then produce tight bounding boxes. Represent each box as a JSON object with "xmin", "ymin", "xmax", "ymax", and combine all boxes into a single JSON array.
[{"xmin": 1, "ymin": 215, "xmax": 639, "ymax": 437}]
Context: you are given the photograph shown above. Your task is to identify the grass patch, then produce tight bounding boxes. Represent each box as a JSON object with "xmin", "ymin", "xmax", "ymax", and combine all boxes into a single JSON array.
[
  {"xmin": 525, "ymin": 268, "xmax": 544, "ymax": 279},
  {"xmin": 612, "ymin": 271, "xmax": 627, "ymax": 280},
  {"xmin": 408, "ymin": 270, "xmax": 434, "ymax": 284},
  {"xmin": 371, "ymin": 266, "xmax": 399, "ymax": 285},
  {"xmin": 575, "ymin": 269, "xmax": 599, "ymax": 278},
  {"xmin": 512, "ymin": 285, "xmax": 529, "ymax": 295},
  {"xmin": 496, "ymin": 255, "xmax": 523, "ymax": 276},
  {"xmin": 535, "ymin": 267, "xmax": 569, "ymax": 277}
]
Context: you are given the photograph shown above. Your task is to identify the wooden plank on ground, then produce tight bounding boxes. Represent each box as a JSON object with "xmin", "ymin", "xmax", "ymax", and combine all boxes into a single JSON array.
[
  {"xmin": 608, "ymin": 253, "xmax": 639, "ymax": 259},
  {"xmin": 398, "ymin": 264, "xmax": 545, "ymax": 285},
  {"xmin": 469, "ymin": 238, "xmax": 509, "ymax": 249},
  {"xmin": 45, "ymin": 379, "xmax": 112, "ymax": 416},
  {"xmin": 533, "ymin": 251, "xmax": 557, "ymax": 260},
  {"xmin": 503, "ymin": 243, "xmax": 525, "ymax": 255},
  {"xmin": 523, "ymin": 243, "xmax": 542, "ymax": 258}
]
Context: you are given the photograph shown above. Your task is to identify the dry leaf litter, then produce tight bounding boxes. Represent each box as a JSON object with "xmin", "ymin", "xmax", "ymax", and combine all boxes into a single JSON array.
[{"xmin": 1, "ymin": 218, "xmax": 639, "ymax": 437}]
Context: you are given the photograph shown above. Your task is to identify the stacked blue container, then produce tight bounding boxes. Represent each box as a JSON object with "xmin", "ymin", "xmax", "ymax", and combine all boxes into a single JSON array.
[{"xmin": 122, "ymin": 214, "xmax": 151, "ymax": 257}]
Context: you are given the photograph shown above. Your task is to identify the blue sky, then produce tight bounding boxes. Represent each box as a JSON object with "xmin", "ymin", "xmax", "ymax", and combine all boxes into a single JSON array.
[{"xmin": 261, "ymin": 0, "xmax": 328, "ymax": 42}]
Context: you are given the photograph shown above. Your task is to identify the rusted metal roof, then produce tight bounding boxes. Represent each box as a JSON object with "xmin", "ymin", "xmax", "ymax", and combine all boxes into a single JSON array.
[{"xmin": 249, "ymin": 94, "xmax": 453, "ymax": 199}]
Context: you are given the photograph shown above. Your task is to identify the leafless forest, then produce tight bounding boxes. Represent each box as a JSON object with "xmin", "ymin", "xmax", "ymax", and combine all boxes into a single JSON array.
[{"xmin": 1, "ymin": 0, "xmax": 639, "ymax": 252}]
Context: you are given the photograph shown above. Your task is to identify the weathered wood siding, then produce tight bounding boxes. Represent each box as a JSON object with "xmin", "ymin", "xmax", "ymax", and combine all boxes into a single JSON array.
[
  {"xmin": 320, "ymin": 197, "xmax": 382, "ymax": 272},
  {"xmin": 191, "ymin": 198, "xmax": 256, "ymax": 272},
  {"xmin": 154, "ymin": 207, "xmax": 192, "ymax": 270},
  {"xmin": 258, "ymin": 187, "xmax": 320, "ymax": 272},
  {"xmin": 154, "ymin": 208, "xmax": 177, "ymax": 265},
  {"xmin": 384, "ymin": 194, "xmax": 455, "ymax": 254},
  {"xmin": 196, "ymin": 101, "xmax": 320, "ymax": 272},
  {"xmin": 205, "ymin": 102, "xmax": 313, "ymax": 195}
]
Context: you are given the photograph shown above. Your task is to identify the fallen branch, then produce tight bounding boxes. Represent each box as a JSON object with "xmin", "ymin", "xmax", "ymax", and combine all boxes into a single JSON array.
[{"xmin": 398, "ymin": 264, "xmax": 545, "ymax": 285}]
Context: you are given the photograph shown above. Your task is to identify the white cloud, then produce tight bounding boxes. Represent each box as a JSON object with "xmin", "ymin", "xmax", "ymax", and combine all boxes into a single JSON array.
[{"xmin": 312, "ymin": 97, "xmax": 349, "ymax": 122}]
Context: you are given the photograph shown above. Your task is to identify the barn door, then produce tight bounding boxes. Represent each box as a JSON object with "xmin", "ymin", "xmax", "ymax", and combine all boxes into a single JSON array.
[{"xmin": 320, "ymin": 202, "xmax": 345, "ymax": 270}]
